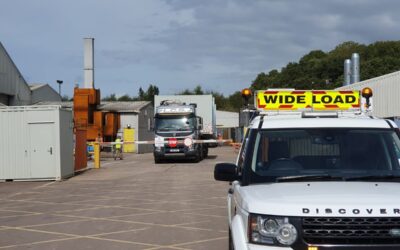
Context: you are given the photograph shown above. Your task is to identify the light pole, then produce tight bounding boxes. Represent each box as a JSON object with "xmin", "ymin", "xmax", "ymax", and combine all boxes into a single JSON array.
[{"xmin": 56, "ymin": 80, "xmax": 63, "ymax": 98}]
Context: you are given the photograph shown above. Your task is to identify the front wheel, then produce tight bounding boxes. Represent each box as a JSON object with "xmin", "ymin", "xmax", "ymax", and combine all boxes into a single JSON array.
[
  {"xmin": 194, "ymin": 148, "xmax": 202, "ymax": 163},
  {"xmin": 203, "ymin": 146, "xmax": 209, "ymax": 158},
  {"xmin": 154, "ymin": 157, "xmax": 162, "ymax": 164}
]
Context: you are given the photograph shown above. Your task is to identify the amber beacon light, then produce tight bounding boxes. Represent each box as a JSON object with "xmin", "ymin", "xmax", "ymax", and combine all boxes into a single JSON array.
[
  {"xmin": 361, "ymin": 87, "xmax": 373, "ymax": 98},
  {"xmin": 241, "ymin": 88, "xmax": 252, "ymax": 107},
  {"xmin": 361, "ymin": 87, "xmax": 373, "ymax": 107}
]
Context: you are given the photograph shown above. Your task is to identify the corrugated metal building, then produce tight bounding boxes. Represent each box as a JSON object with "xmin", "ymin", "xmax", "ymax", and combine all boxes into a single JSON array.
[
  {"xmin": 30, "ymin": 84, "xmax": 62, "ymax": 104},
  {"xmin": 98, "ymin": 101, "xmax": 154, "ymax": 154},
  {"xmin": 0, "ymin": 42, "xmax": 61, "ymax": 106},
  {"xmin": 0, "ymin": 42, "xmax": 31, "ymax": 105},
  {"xmin": 337, "ymin": 70, "xmax": 400, "ymax": 118}
]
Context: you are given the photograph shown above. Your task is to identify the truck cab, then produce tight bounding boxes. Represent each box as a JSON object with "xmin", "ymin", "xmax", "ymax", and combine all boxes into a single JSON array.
[
  {"xmin": 153, "ymin": 100, "xmax": 205, "ymax": 163},
  {"xmin": 215, "ymin": 89, "xmax": 400, "ymax": 250}
]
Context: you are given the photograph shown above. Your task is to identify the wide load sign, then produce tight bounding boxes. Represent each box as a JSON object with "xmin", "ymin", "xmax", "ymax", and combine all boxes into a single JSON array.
[{"xmin": 256, "ymin": 90, "xmax": 360, "ymax": 111}]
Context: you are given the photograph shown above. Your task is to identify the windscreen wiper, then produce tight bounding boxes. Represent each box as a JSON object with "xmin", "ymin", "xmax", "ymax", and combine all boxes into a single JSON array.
[
  {"xmin": 276, "ymin": 174, "xmax": 343, "ymax": 182},
  {"xmin": 345, "ymin": 174, "xmax": 400, "ymax": 181}
]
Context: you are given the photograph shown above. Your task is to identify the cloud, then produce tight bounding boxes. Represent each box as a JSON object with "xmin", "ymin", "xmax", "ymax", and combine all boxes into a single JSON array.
[{"xmin": 1, "ymin": 0, "xmax": 399, "ymax": 96}]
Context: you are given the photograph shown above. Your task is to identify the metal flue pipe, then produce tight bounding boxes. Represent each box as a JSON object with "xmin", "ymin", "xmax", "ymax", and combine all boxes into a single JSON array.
[
  {"xmin": 350, "ymin": 53, "xmax": 360, "ymax": 84},
  {"xmin": 343, "ymin": 59, "xmax": 351, "ymax": 86},
  {"xmin": 83, "ymin": 38, "xmax": 95, "ymax": 88}
]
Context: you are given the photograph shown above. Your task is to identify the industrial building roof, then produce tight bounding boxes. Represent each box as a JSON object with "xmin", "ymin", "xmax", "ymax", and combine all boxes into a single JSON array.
[
  {"xmin": 35, "ymin": 101, "xmax": 152, "ymax": 113},
  {"xmin": 29, "ymin": 84, "xmax": 48, "ymax": 91},
  {"xmin": 98, "ymin": 101, "xmax": 152, "ymax": 112}
]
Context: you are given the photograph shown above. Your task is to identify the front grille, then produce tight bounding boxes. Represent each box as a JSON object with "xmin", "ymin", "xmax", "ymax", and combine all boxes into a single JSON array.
[{"xmin": 302, "ymin": 217, "xmax": 400, "ymax": 245}]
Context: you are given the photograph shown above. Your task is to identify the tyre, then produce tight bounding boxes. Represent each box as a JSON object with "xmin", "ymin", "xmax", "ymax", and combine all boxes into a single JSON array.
[
  {"xmin": 203, "ymin": 146, "xmax": 209, "ymax": 158},
  {"xmin": 194, "ymin": 148, "xmax": 201, "ymax": 163},
  {"xmin": 229, "ymin": 228, "xmax": 234, "ymax": 250},
  {"xmin": 154, "ymin": 157, "xmax": 162, "ymax": 164}
]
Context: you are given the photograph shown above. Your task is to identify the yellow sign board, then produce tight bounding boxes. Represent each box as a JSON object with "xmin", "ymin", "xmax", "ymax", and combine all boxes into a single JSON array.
[{"xmin": 256, "ymin": 90, "xmax": 360, "ymax": 111}]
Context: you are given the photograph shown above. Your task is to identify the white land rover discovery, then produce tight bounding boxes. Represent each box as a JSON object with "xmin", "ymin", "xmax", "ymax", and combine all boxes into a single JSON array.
[{"xmin": 215, "ymin": 89, "xmax": 400, "ymax": 250}]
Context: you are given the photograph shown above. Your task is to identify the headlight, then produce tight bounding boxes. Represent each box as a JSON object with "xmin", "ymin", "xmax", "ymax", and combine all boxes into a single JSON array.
[
  {"xmin": 249, "ymin": 214, "xmax": 297, "ymax": 246},
  {"xmin": 184, "ymin": 137, "xmax": 193, "ymax": 147}
]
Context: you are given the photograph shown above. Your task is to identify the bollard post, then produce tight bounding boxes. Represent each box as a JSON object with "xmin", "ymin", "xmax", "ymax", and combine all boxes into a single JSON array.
[{"xmin": 94, "ymin": 142, "xmax": 100, "ymax": 169}]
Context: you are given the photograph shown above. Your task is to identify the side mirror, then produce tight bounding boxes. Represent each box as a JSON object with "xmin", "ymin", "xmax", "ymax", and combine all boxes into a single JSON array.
[
  {"xmin": 197, "ymin": 116, "xmax": 203, "ymax": 130},
  {"xmin": 214, "ymin": 163, "xmax": 239, "ymax": 182}
]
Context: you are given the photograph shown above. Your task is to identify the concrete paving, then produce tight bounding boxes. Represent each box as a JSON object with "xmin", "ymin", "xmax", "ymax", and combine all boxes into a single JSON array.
[{"xmin": 0, "ymin": 146, "xmax": 236, "ymax": 249}]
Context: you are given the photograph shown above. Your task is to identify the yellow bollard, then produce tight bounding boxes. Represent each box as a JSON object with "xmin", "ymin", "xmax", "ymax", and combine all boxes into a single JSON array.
[{"xmin": 94, "ymin": 142, "xmax": 100, "ymax": 169}]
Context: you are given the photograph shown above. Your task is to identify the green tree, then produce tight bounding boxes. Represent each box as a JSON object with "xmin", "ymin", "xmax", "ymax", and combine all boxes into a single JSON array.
[
  {"xmin": 102, "ymin": 93, "xmax": 117, "ymax": 101},
  {"xmin": 145, "ymin": 84, "xmax": 160, "ymax": 103},
  {"xmin": 193, "ymin": 85, "xmax": 204, "ymax": 95},
  {"xmin": 61, "ymin": 95, "xmax": 70, "ymax": 101},
  {"xmin": 138, "ymin": 87, "xmax": 145, "ymax": 100},
  {"xmin": 179, "ymin": 89, "xmax": 194, "ymax": 95},
  {"xmin": 251, "ymin": 40, "xmax": 400, "ymax": 90},
  {"xmin": 118, "ymin": 94, "xmax": 133, "ymax": 101}
]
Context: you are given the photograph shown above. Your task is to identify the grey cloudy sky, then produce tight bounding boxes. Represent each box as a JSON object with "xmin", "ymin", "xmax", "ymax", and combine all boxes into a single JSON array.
[{"xmin": 1, "ymin": 0, "xmax": 399, "ymax": 97}]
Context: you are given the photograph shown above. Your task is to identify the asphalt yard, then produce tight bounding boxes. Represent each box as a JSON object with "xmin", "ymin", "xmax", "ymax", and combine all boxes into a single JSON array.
[{"xmin": 0, "ymin": 146, "xmax": 236, "ymax": 249}]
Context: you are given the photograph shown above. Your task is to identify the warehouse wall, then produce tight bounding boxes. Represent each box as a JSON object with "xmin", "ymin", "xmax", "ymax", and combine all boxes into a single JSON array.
[
  {"xmin": 216, "ymin": 110, "xmax": 239, "ymax": 128},
  {"xmin": 0, "ymin": 43, "xmax": 31, "ymax": 105},
  {"xmin": 337, "ymin": 70, "xmax": 400, "ymax": 118},
  {"xmin": 138, "ymin": 104, "xmax": 154, "ymax": 154},
  {"xmin": 31, "ymin": 85, "xmax": 61, "ymax": 104},
  {"xmin": 0, "ymin": 94, "xmax": 9, "ymax": 105}
]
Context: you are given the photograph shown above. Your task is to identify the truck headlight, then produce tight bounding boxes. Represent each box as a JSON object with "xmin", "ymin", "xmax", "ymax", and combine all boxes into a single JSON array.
[
  {"xmin": 249, "ymin": 214, "xmax": 297, "ymax": 246},
  {"xmin": 184, "ymin": 137, "xmax": 193, "ymax": 147}
]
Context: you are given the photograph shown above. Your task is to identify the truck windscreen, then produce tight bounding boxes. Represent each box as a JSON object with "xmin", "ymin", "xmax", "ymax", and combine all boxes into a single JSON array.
[
  {"xmin": 155, "ymin": 115, "xmax": 195, "ymax": 132},
  {"xmin": 251, "ymin": 129, "xmax": 400, "ymax": 182}
]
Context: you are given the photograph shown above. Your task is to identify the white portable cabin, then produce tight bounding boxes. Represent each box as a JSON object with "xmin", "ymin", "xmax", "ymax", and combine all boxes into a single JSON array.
[{"xmin": 0, "ymin": 106, "xmax": 74, "ymax": 180}]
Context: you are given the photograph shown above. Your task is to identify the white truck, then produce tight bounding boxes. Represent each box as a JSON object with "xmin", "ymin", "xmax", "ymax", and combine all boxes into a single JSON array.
[
  {"xmin": 153, "ymin": 95, "xmax": 216, "ymax": 163},
  {"xmin": 215, "ymin": 88, "xmax": 400, "ymax": 250}
]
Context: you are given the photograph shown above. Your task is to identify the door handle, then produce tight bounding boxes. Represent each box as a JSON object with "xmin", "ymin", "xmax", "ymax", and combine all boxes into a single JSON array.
[{"xmin": 49, "ymin": 147, "xmax": 53, "ymax": 155}]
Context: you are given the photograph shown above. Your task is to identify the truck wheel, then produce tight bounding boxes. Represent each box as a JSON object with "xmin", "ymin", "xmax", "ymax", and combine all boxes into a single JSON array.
[
  {"xmin": 154, "ymin": 157, "xmax": 162, "ymax": 164},
  {"xmin": 229, "ymin": 228, "xmax": 234, "ymax": 250},
  {"xmin": 203, "ymin": 147, "xmax": 209, "ymax": 158},
  {"xmin": 194, "ymin": 149, "xmax": 201, "ymax": 163}
]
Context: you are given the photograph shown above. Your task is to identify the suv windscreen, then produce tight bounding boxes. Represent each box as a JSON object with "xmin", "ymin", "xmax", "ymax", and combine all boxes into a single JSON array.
[{"xmin": 250, "ymin": 129, "xmax": 400, "ymax": 183}]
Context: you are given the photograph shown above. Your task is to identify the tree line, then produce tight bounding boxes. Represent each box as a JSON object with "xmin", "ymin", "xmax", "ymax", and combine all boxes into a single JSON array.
[
  {"xmin": 252, "ymin": 41, "xmax": 400, "ymax": 90},
  {"xmin": 102, "ymin": 84, "xmax": 159, "ymax": 103}
]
